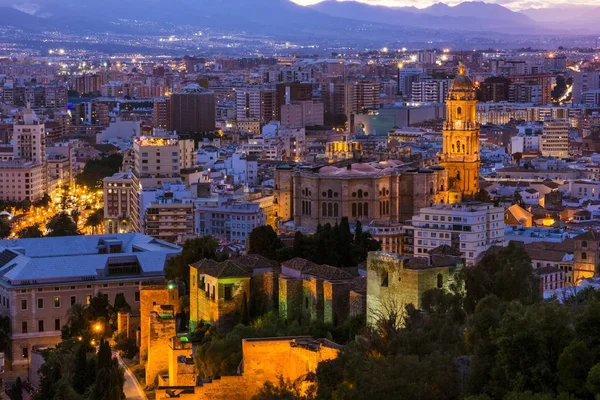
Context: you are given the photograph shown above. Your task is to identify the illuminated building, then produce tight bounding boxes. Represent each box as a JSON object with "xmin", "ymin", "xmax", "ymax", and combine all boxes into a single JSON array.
[
  {"xmin": 439, "ymin": 63, "xmax": 480, "ymax": 201},
  {"xmin": 0, "ymin": 233, "xmax": 180, "ymax": 370},
  {"xmin": 273, "ymin": 162, "xmax": 448, "ymax": 230},
  {"xmin": 573, "ymin": 231, "xmax": 600, "ymax": 284},
  {"xmin": 541, "ymin": 118, "xmax": 570, "ymax": 159},
  {"xmin": 152, "ymin": 97, "xmax": 171, "ymax": 129},
  {"xmin": 103, "ymin": 172, "xmax": 141, "ymax": 234},
  {"xmin": 235, "ymin": 87, "xmax": 277, "ymax": 125}
]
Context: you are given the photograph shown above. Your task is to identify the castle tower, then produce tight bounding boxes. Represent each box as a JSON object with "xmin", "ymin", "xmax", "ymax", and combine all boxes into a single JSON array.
[{"xmin": 440, "ymin": 63, "xmax": 480, "ymax": 203}]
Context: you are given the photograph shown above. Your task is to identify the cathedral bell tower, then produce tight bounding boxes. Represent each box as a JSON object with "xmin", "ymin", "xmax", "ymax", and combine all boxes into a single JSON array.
[{"xmin": 440, "ymin": 63, "xmax": 480, "ymax": 203}]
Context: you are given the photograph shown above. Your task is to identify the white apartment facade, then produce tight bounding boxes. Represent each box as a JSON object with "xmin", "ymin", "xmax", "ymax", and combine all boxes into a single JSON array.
[{"xmin": 411, "ymin": 202, "xmax": 505, "ymax": 266}]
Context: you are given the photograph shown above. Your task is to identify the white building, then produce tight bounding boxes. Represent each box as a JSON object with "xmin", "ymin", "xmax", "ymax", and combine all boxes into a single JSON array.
[
  {"xmin": 411, "ymin": 79, "xmax": 452, "ymax": 103},
  {"xmin": 195, "ymin": 201, "xmax": 265, "ymax": 242},
  {"xmin": 411, "ymin": 202, "xmax": 505, "ymax": 266},
  {"xmin": 223, "ymin": 152, "xmax": 258, "ymax": 186}
]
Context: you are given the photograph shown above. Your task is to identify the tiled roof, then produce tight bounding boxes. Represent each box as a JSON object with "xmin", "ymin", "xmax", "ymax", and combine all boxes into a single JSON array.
[
  {"xmin": 281, "ymin": 258, "xmax": 353, "ymax": 281},
  {"xmin": 575, "ymin": 231, "xmax": 600, "ymax": 241},
  {"xmin": 230, "ymin": 254, "xmax": 279, "ymax": 272}
]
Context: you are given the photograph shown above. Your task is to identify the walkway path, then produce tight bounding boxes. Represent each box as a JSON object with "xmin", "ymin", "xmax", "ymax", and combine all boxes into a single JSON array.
[{"xmin": 114, "ymin": 353, "xmax": 147, "ymax": 400}]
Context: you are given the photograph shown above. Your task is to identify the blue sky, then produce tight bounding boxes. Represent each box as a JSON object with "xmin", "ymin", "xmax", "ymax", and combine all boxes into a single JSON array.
[{"xmin": 291, "ymin": 0, "xmax": 598, "ymax": 11}]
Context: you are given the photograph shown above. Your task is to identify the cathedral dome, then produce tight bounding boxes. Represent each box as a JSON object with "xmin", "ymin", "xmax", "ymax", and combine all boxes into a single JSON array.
[{"xmin": 447, "ymin": 63, "xmax": 476, "ymax": 100}]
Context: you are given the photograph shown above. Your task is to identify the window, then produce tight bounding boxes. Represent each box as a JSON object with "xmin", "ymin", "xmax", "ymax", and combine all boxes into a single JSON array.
[
  {"xmin": 54, "ymin": 297, "xmax": 60, "ymax": 308},
  {"xmin": 86, "ymin": 295, "xmax": 92, "ymax": 305},
  {"xmin": 70, "ymin": 296, "xmax": 76, "ymax": 306},
  {"xmin": 224, "ymin": 285, "xmax": 233, "ymax": 301},
  {"xmin": 22, "ymin": 321, "xmax": 27, "ymax": 334},
  {"xmin": 55, "ymin": 319, "xmax": 60, "ymax": 331},
  {"xmin": 582, "ymin": 252, "xmax": 588, "ymax": 260},
  {"xmin": 437, "ymin": 274, "xmax": 443, "ymax": 289},
  {"xmin": 38, "ymin": 320, "xmax": 44, "ymax": 332},
  {"xmin": 135, "ymin": 291, "xmax": 140, "ymax": 302},
  {"xmin": 21, "ymin": 299, "xmax": 27, "ymax": 310},
  {"xmin": 22, "ymin": 347, "xmax": 28, "ymax": 359},
  {"xmin": 381, "ymin": 272, "xmax": 389, "ymax": 287},
  {"xmin": 582, "ymin": 240, "xmax": 588, "ymax": 249},
  {"xmin": 38, "ymin": 298, "xmax": 44, "ymax": 309}
]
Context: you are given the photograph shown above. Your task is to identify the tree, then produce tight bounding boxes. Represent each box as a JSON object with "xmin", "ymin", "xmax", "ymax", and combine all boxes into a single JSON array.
[
  {"xmin": 16, "ymin": 223, "xmax": 44, "ymax": 238},
  {"xmin": 62, "ymin": 303, "xmax": 88, "ymax": 339},
  {"xmin": 90, "ymin": 358, "xmax": 125, "ymax": 400},
  {"xmin": 248, "ymin": 225, "xmax": 282, "ymax": 260},
  {"xmin": 463, "ymin": 242, "xmax": 539, "ymax": 313},
  {"xmin": 252, "ymin": 376, "xmax": 313, "ymax": 400},
  {"xmin": 165, "ymin": 236, "xmax": 220, "ymax": 284},
  {"xmin": 241, "ymin": 293, "xmax": 250, "ymax": 325},
  {"xmin": 75, "ymin": 154, "xmax": 123, "ymax": 190},
  {"xmin": 46, "ymin": 212, "xmax": 79, "ymax": 236},
  {"xmin": 85, "ymin": 209, "xmax": 104, "ymax": 234},
  {"xmin": 113, "ymin": 293, "xmax": 130, "ymax": 313},
  {"xmin": 73, "ymin": 343, "xmax": 90, "ymax": 394},
  {"xmin": 0, "ymin": 216, "xmax": 10, "ymax": 239},
  {"xmin": 10, "ymin": 377, "xmax": 23, "ymax": 400},
  {"xmin": 587, "ymin": 362, "xmax": 600, "ymax": 398}
]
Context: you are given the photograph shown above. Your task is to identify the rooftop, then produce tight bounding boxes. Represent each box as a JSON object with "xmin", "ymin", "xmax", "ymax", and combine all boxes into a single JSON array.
[{"xmin": 0, "ymin": 233, "xmax": 181, "ymax": 286}]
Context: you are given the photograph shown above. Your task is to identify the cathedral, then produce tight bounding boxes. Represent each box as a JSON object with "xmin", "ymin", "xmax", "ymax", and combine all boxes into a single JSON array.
[{"xmin": 440, "ymin": 63, "xmax": 481, "ymax": 203}]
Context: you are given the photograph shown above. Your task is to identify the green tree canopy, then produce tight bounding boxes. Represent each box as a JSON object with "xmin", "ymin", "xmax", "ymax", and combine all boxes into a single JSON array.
[{"xmin": 46, "ymin": 212, "xmax": 79, "ymax": 237}]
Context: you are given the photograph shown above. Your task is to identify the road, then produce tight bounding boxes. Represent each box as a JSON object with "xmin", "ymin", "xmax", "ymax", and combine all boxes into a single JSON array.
[{"xmin": 115, "ymin": 353, "xmax": 147, "ymax": 400}]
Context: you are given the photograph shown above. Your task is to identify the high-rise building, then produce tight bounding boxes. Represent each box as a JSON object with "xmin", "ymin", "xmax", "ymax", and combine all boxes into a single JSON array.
[
  {"xmin": 276, "ymin": 82, "xmax": 313, "ymax": 120},
  {"xmin": 170, "ymin": 84, "xmax": 216, "ymax": 133},
  {"xmin": 411, "ymin": 79, "xmax": 452, "ymax": 103},
  {"xmin": 573, "ymin": 70, "xmax": 600, "ymax": 105},
  {"xmin": 236, "ymin": 87, "xmax": 277, "ymax": 125},
  {"xmin": 280, "ymin": 100, "xmax": 324, "ymax": 128},
  {"xmin": 439, "ymin": 64, "xmax": 480, "ymax": 202},
  {"xmin": 353, "ymin": 81, "xmax": 381, "ymax": 113},
  {"xmin": 152, "ymin": 97, "xmax": 171, "ymax": 129},
  {"xmin": 479, "ymin": 76, "xmax": 511, "ymax": 103},
  {"xmin": 14, "ymin": 107, "xmax": 45, "ymax": 165},
  {"xmin": 398, "ymin": 67, "xmax": 422, "ymax": 98},
  {"xmin": 104, "ymin": 171, "xmax": 141, "ymax": 234},
  {"xmin": 541, "ymin": 118, "xmax": 570, "ymax": 159}
]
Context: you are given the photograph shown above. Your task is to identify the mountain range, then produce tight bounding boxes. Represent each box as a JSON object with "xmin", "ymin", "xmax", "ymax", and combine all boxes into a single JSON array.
[{"xmin": 0, "ymin": 0, "xmax": 598, "ymax": 47}]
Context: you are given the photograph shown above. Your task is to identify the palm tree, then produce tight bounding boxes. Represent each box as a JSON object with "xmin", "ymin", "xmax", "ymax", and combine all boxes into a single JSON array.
[
  {"xmin": 63, "ymin": 303, "xmax": 88, "ymax": 339},
  {"xmin": 85, "ymin": 209, "xmax": 104, "ymax": 235}
]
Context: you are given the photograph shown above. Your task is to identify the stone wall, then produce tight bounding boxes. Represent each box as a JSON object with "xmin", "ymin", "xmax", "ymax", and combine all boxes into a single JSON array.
[
  {"xmin": 366, "ymin": 251, "xmax": 449, "ymax": 327},
  {"xmin": 323, "ymin": 281, "xmax": 352, "ymax": 325},
  {"xmin": 168, "ymin": 337, "xmax": 194, "ymax": 386},
  {"xmin": 139, "ymin": 284, "xmax": 178, "ymax": 357},
  {"xmin": 349, "ymin": 290, "xmax": 366, "ymax": 317},
  {"xmin": 279, "ymin": 276, "xmax": 302, "ymax": 322},
  {"xmin": 156, "ymin": 337, "xmax": 340, "ymax": 400},
  {"xmin": 146, "ymin": 309, "xmax": 176, "ymax": 384}
]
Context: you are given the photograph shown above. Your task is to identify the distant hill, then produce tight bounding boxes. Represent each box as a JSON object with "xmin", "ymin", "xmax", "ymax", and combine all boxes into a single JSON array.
[{"xmin": 310, "ymin": 0, "xmax": 538, "ymax": 33}]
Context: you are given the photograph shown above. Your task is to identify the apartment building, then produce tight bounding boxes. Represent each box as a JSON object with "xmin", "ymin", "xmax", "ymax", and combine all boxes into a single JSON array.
[
  {"xmin": 195, "ymin": 202, "xmax": 265, "ymax": 242},
  {"xmin": 103, "ymin": 172, "xmax": 141, "ymax": 234},
  {"xmin": 0, "ymin": 233, "xmax": 181, "ymax": 369},
  {"xmin": 541, "ymin": 118, "xmax": 570, "ymax": 159},
  {"xmin": 411, "ymin": 202, "xmax": 505, "ymax": 266}
]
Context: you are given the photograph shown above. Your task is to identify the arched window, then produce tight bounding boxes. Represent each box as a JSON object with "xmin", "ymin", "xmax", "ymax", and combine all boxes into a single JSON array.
[
  {"xmin": 429, "ymin": 182, "xmax": 434, "ymax": 195},
  {"xmin": 302, "ymin": 201, "xmax": 306, "ymax": 215},
  {"xmin": 386, "ymin": 201, "xmax": 390, "ymax": 215},
  {"xmin": 457, "ymin": 106, "xmax": 462, "ymax": 118},
  {"xmin": 437, "ymin": 274, "xmax": 443, "ymax": 289},
  {"xmin": 334, "ymin": 203, "xmax": 339, "ymax": 217},
  {"xmin": 441, "ymin": 184, "xmax": 445, "ymax": 191},
  {"xmin": 358, "ymin": 189, "xmax": 363, "ymax": 199},
  {"xmin": 322, "ymin": 202, "xmax": 327, "ymax": 217},
  {"xmin": 328, "ymin": 202, "xmax": 333, "ymax": 217},
  {"xmin": 457, "ymin": 140, "xmax": 461, "ymax": 151},
  {"xmin": 328, "ymin": 189, "xmax": 333, "ymax": 198},
  {"xmin": 582, "ymin": 252, "xmax": 588, "ymax": 260},
  {"xmin": 380, "ymin": 202, "xmax": 383, "ymax": 215},
  {"xmin": 582, "ymin": 240, "xmax": 588, "ymax": 249},
  {"xmin": 456, "ymin": 171, "xmax": 461, "ymax": 181},
  {"xmin": 358, "ymin": 202, "xmax": 363, "ymax": 217},
  {"xmin": 352, "ymin": 203, "xmax": 357, "ymax": 217},
  {"xmin": 364, "ymin": 203, "xmax": 369, "ymax": 217}
]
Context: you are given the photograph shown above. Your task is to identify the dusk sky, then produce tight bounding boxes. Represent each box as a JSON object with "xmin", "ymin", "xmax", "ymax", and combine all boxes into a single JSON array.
[{"xmin": 291, "ymin": 0, "xmax": 598, "ymax": 11}]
